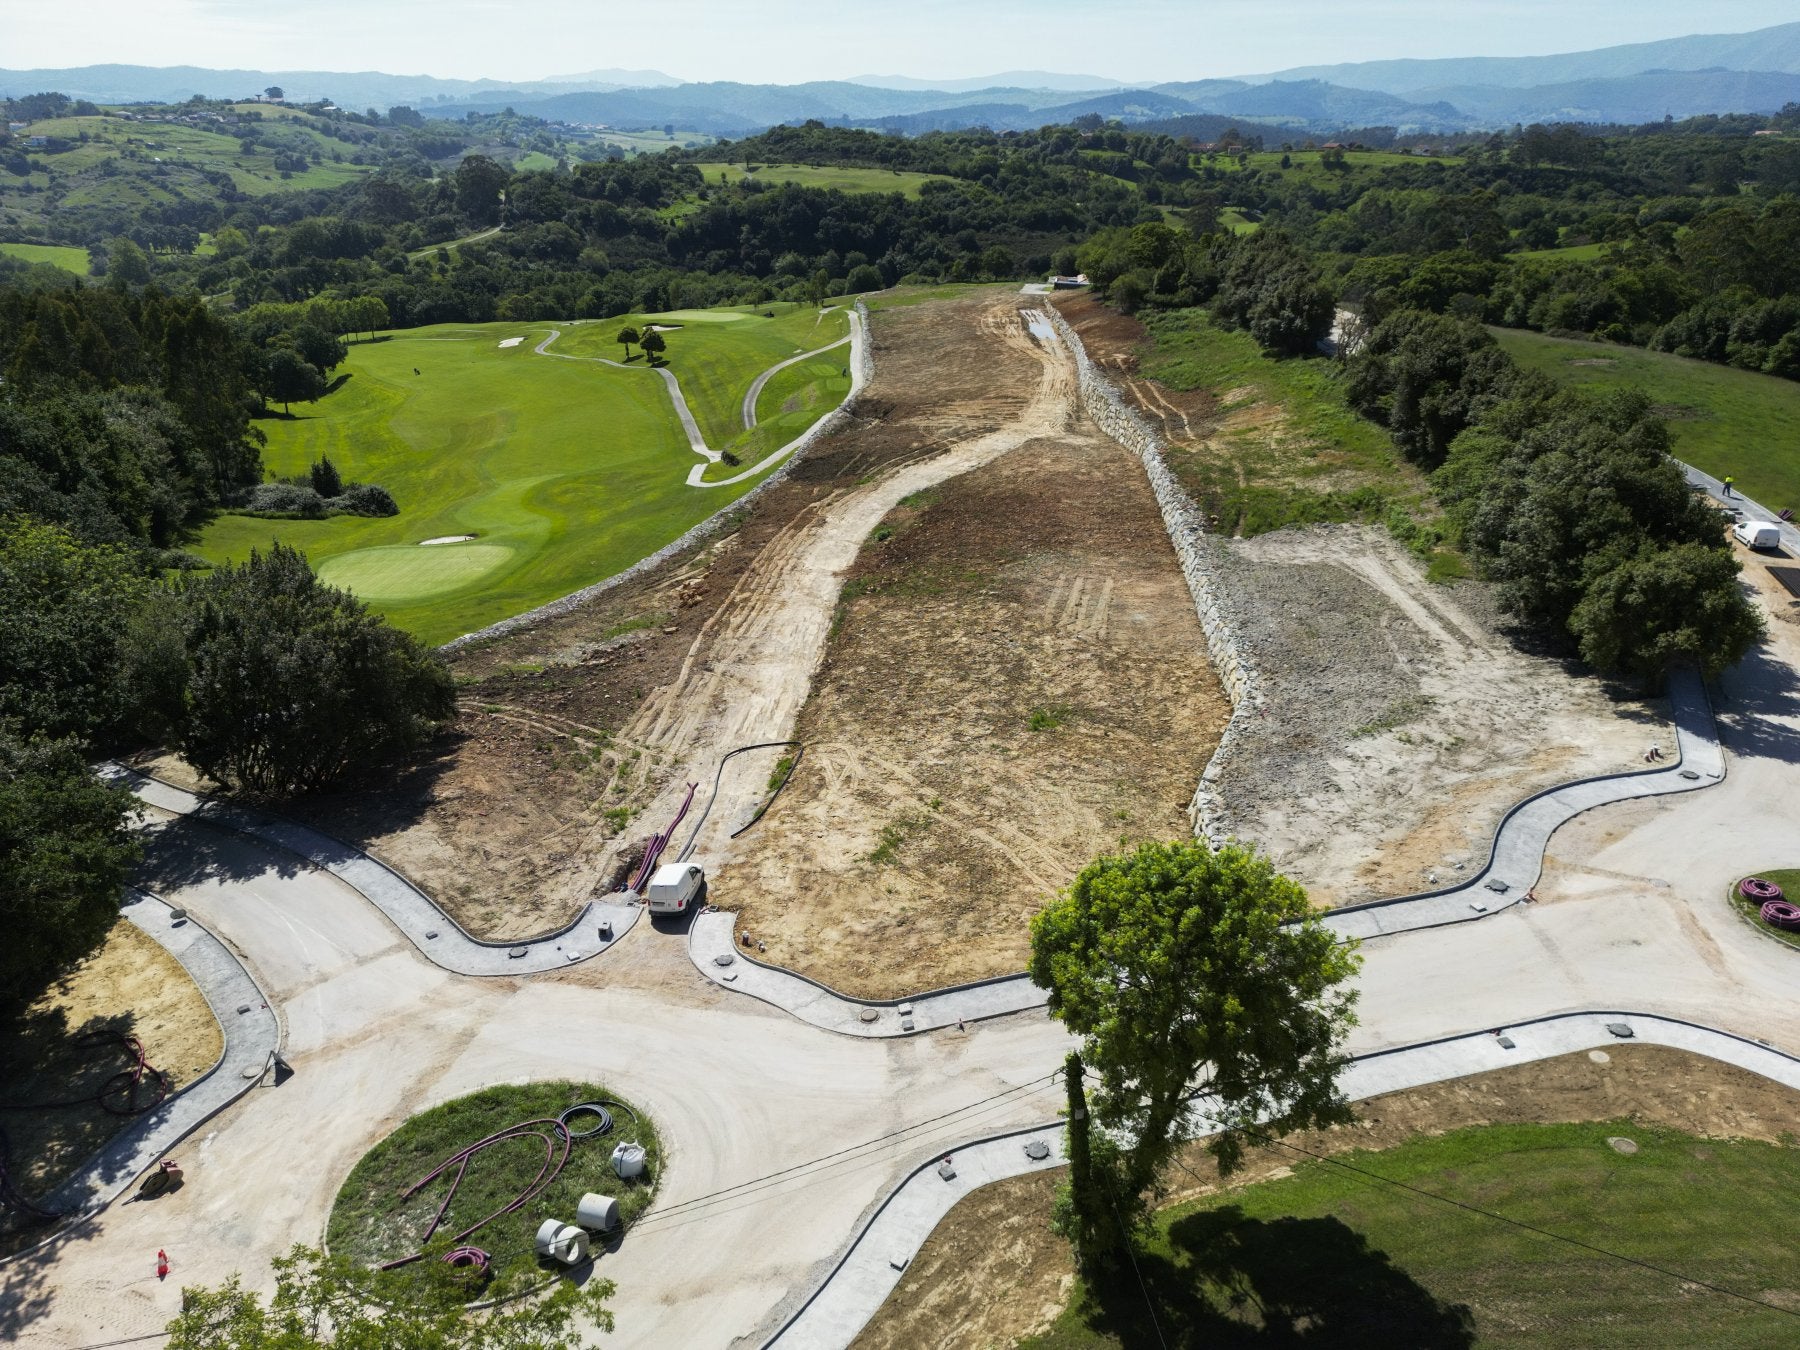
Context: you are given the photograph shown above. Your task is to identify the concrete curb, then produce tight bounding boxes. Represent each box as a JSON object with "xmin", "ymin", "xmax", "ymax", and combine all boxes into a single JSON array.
[
  {"xmin": 439, "ymin": 301, "xmax": 873, "ymax": 654},
  {"xmin": 0, "ymin": 890, "xmax": 281, "ymax": 1257},
  {"xmin": 688, "ymin": 912, "xmax": 1048, "ymax": 1036},
  {"xmin": 757, "ymin": 1010, "xmax": 1800, "ymax": 1349},
  {"xmin": 108, "ymin": 765, "xmax": 641, "ymax": 977}
]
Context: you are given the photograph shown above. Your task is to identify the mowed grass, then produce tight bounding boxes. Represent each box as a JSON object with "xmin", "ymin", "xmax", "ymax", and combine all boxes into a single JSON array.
[
  {"xmin": 692, "ymin": 161, "xmax": 950, "ymax": 198},
  {"xmin": 1492, "ymin": 328, "xmax": 1800, "ymax": 511},
  {"xmin": 326, "ymin": 1081, "xmax": 660, "ymax": 1279},
  {"xmin": 553, "ymin": 302, "xmax": 849, "ymax": 447},
  {"xmin": 1026, "ymin": 1120, "xmax": 1800, "ymax": 1348},
  {"xmin": 0, "ymin": 242, "xmax": 90, "ymax": 273},
  {"xmin": 198, "ymin": 306, "xmax": 850, "ymax": 642}
]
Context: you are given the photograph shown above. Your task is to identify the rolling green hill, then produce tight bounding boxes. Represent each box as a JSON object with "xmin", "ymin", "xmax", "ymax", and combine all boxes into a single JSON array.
[{"xmin": 1492, "ymin": 328, "xmax": 1800, "ymax": 510}]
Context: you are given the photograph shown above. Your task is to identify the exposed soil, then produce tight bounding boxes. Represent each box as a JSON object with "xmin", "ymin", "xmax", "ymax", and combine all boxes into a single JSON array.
[
  {"xmin": 712, "ymin": 383, "xmax": 1232, "ymax": 996},
  {"xmin": 852, "ymin": 1045, "xmax": 1800, "ymax": 1350},
  {"xmin": 140, "ymin": 295, "xmax": 1069, "ymax": 941},
  {"xmin": 1050, "ymin": 292, "xmax": 1663, "ymax": 906},
  {"xmin": 0, "ymin": 920, "xmax": 222, "ymax": 1236}
]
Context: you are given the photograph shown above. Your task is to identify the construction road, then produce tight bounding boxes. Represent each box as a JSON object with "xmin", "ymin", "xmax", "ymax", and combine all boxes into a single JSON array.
[{"xmin": 7, "ymin": 300, "xmax": 1800, "ymax": 1349}]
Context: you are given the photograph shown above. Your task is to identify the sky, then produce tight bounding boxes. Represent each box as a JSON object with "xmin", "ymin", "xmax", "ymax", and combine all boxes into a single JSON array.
[{"xmin": 3, "ymin": 0, "xmax": 1798, "ymax": 84}]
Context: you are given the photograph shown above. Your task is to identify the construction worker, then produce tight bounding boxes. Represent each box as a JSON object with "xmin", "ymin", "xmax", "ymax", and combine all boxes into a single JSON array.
[{"xmin": 1723, "ymin": 475, "xmax": 1736, "ymax": 497}]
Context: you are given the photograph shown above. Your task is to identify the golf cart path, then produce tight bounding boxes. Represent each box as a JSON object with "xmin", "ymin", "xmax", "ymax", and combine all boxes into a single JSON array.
[
  {"xmin": 742, "ymin": 334, "xmax": 852, "ymax": 431},
  {"xmin": 532, "ymin": 316, "xmax": 860, "ymax": 485},
  {"xmin": 17, "ymin": 891, "xmax": 281, "ymax": 1228},
  {"xmin": 533, "ymin": 329, "xmax": 712, "ymax": 461},
  {"xmin": 688, "ymin": 666, "xmax": 1723, "ymax": 1035},
  {"xmin": 759, "ymin": 1011, "xmax": 1800, "ymax": 1350},
  {"xmin": 103, "ymin": 765, "xmax": 641, "ymax": 976}
]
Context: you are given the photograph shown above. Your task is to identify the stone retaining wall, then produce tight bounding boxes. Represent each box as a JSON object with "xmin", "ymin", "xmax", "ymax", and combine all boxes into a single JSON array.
[
  {"xmin": 441, "ymin": 300, "xmax": 875, "ymax": 654},
  {"xmin": 1041, "ymin": 302, "xmax": 1256, "ymax": 844}
]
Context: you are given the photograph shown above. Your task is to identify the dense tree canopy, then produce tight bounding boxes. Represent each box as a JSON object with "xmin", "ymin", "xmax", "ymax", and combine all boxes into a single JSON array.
[
  {"xmin": 0, "ymin": 732, "xmax": 141, "ymax": 1008},
  {"xmin": 168, "ymin": 544, "xmax": 456, "ymax": 796}
]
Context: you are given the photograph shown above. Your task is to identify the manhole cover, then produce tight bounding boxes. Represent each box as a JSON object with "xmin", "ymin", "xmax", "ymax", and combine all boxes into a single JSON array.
[
  {"xmin": 508, "ymin": 946, "xmax": 528, "ymax": 959},
  {"xmin": 859, "ymin": 1008, "xmax": 878, "ymax": 1023},
  {"xmin": 1607, "ymin": 1136, "xmax": 1639, "ymax": 1155},
  {"xmin": 901, "ymin": 1018, "xmax": 916, "ymax": 1032},
  {"xmin": 936, "ymin": 1160, "xmax": 957, "ymax": 1181},
  {"xmin": 242, "ymin": 1067, "xmax": 260, "ymax": 1079},
  {"xmin": 1485, "ymin": 879, "xmax": 1510, "ymax": 894},
  {"xmin": 1606, "ymin": 1022, "xmax": 1635, "ymax": 1038},
  {"xmin": 1496, "ymin": 1035, "xmax": 1516, "ymax": 1049},
  {"xmin": 1024, "ymin": 1140, "xmax": 1051, "ymax": 1161},
  {"xmin": 713, "ymin": 953, "xmax": 735, "ymax": 967},
  {"xmin": 1589, "ymin": 1050, "xmax": 1611, "ymax": 1064},
  {"xmin": 1679, "ymin": 769, "xmax": 1700, "ymax": 780}
]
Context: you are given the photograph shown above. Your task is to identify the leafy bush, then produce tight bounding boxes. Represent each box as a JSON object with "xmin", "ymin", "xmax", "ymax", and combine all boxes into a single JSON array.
[{"xmin": 333, "ymin": 482, "xmax": 398, "ymax": 516}]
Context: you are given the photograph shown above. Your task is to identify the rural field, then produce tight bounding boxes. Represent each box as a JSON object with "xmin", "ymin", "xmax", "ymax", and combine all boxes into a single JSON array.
[
  {"xmin": 691, "ymin": 160, "xmax": 951, "ymax": 197},
  {"xmin": 198, "ymin": 303, "xmax": 853, "ymax": 643},
  {"xmin": 1492, "ymin": 328, "xmax": 1800, "ymax": 511},
  {"xmin": 0, "ymin": 241, "xmax": 90, "ymax": 272}
]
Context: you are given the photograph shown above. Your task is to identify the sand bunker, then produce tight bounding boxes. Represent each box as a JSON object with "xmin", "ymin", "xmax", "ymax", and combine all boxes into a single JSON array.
[
  {"xmin": 419, "ymin": 534, "xmax": 478, "ymax": 546},
  {"xmin": 497, "ymin": 337, "xmax": 524, "ymax": 348}
]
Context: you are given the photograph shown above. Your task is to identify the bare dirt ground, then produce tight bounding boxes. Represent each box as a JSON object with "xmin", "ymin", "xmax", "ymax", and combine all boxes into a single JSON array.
[
  {"xmin": 712, "ymin": 372, "xmax": 1231, "ymax": 996},
  {"xmin": 0, "ymin": 920, "xmax": 221, "ymax": 1241},
  {"xmin": 141, "ymin": 295, "xmax": 1072, "ymax": 941},
  {"xmin": 851, "ymin": 1045, "xmax": 1800, "ymax": 1349},
  {"xmin": 1053, "ymin": 293, "xmax": 1662, "ymax": 905}
]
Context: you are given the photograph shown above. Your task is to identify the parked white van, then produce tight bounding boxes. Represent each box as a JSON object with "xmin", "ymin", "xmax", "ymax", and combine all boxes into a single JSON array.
[
  {"xmin": 1733, "ymin": 519, "xmax": 1782, "ymax": 551},
  {"xmin": 645, "ymin": 862, "xmax": 706, "ymax": 914}
]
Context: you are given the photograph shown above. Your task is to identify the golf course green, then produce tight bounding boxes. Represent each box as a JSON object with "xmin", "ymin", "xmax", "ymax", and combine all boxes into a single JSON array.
[{"xmin": 200, "ymin": 304, "xmax": 853, "ymax": 644}]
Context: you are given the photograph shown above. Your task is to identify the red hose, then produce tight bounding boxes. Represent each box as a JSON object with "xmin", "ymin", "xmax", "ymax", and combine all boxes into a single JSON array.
[{"xmin": 379, "ymin": 1118, "xmax": 573, "ymax": 1271}]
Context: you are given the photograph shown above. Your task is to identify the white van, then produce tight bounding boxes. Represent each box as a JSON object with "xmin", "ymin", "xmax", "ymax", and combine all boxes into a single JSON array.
[
  {"xmin": 645, "ymin": 862, "xmax": 706, "ymax": 914},
  {"xmin": 1733, "ymin": 519, "xmax": 1781, "ymax": 551}
]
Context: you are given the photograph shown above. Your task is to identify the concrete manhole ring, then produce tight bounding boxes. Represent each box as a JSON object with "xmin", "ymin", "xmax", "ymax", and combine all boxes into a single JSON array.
[
  {"xmin": 713, "ymin": 953, "xmax": 735, "ymax": 967},
  {"xmin": 1607, "ymin": 1136, "xmax": 1639, "ymax": 1155},
  {"xmin": 1588, "ymin": 1050, "xmax": 1611, "ymax": 1064},
  {"xmin": 859, "ymin": 1008, "xmax": 878, "ymax": 1023}
]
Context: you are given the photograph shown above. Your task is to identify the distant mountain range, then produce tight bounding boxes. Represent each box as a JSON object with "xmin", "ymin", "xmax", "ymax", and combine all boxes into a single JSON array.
[{"xmin": 6, "ymin": 23, "xmax": 1800, "ymax": 136}]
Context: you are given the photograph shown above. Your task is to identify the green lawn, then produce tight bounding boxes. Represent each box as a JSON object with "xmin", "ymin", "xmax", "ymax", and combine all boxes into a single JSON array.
[
  {"xmin": 326, "ymin": 1081, "xmax": 659, "ymax": 1281},
  {"xmin": 197, "ymin": 306, "xmax": 850, "ymax": 643},
  {"xmin": 1027, "ymin": 1120, "xmax": 1800, "ymax": 1348},
  {"xmin": 0, "ymin": 242, "xmax": 90, "ymax": 273},
  {"xmin": 1509, "ymin": 241, "xmax": 1614, "ymax": 263},
  {"xmin": 1728, "ymin": 868, "xmax": 1800, "ymax": 950},
  {"xmin": 1138, "ymin": 308, "xmax": 1434, "ymax": 540},
  {"xmin": 692, "ymin": 161, "xmax": 950, "ymax": 198},
  {"xmin": 1492, "ymin": 328, "xmax": 1800, "ymax": 511}
]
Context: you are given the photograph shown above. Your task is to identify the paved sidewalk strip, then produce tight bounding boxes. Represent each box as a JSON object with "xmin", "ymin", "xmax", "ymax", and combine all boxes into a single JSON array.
[
  {"xmin": 108, "ymin": 765, "xmax": 640, "ymax": 976},
  {"xmin": 25, "ymin": 891, "xmax": 281, "ymax": 1226},
  {"xmin": 760, "ymin": 1011, "xmax": 1800, "ymax": 1350}
]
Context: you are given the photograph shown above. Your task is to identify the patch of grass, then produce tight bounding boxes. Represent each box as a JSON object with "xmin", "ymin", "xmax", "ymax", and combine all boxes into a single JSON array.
[
  {"xmin": 1509, "ymin": 240, "xmax": 1615, "ymax": 263},
  {"xmin": 767, "ymin": 755, "xmax": 796, "ymax": 793},
  {"xmin": 1139, "ymin": 308, "xmax": 1435, "ymax": 541},
  {"xmin": 1426, "ymin": 549, "xmax": 1473, "ymax": 584},
  {"xmin": 862, "ymin": 283, "xmax": 1016, "ymax": 312},
  {"xmin": 198, "ymin": 309, "xmax": 849, "ymax": 644},
  {"xmin": 1727, "ymin": 869, "xmax": 1800, "ymax": 949},
  {"xmin": 693, "ymin": 161, "xmax": 950, "ymax": 198},
  {"xmin": 899, "ymin": 487, "xmax": 941, "ymax": 509},
  {"xmin": 1026, "ymin": 1119, "xmax": 1800, "ymax": 1349},
  {"xmin": 326, "ymin": 1080, "xmax": 660, "ymax": 1282},
  {"xmin": 603, "ymin": 805, "xmax": 632, "ymax": 830},
  {"xmin": 1029, "ymin": 704, "xmax": 1074, "ymax": 732},
  {"xmin": 1492, "ymin": 327, "xmax": 1800, "ymax": 513},
  {"xmin": 1352, "ymin": 694, "xmax": 1436, "ymax": 738},
  {"xmin": 867, "ymin": 812, "xmax": 930, "ymax": 866},
  {"xmin": 0, "ymin": 242, "xmax": 90, "ymax": 273}
]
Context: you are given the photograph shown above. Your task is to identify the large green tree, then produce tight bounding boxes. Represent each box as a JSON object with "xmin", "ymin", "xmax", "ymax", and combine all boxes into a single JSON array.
[
  {"xmin": 166, "ymin": 1245, "xmax": 612, "ymax": 1350},
  {"xmin": 1030, "ymin": 840, "xmax": 1360, "ymax": 1273},
  {"xmin": 169, "ymin": 544, "xmax": 456, "ymax": 796},
  {"xmin": 1570, "ymin": 542, "xmax": 1763, "ymax": 679},
  {"xmin": 0, "ymin": 518, "xmax": 147, "ymax": 742},
  {"xmin": 0, "ymin": 732, "xmax": 142, "ymax": 1007}
]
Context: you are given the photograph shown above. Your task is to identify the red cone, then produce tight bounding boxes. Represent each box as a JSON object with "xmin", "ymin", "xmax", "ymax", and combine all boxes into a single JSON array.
[{"xmin": 156, "ymin": 1249, "xmax": 169, "ymax": 1280}]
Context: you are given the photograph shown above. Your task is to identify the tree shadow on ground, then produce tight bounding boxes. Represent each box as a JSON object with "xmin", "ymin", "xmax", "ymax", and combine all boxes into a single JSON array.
[
  {"xmin": 274, "ymin": 727, "xmax": 467, "ymax": 859},
  {"xmin": 1078, "ymin": 1207, "xmax": 1475, "ymax": 1348},
  {"xmin": 1716, "ymin": 641, "xmax": 1800, "ymax": 765},
  {"xmin": 135, "ymin": 814, "xmax": 305, "ymax": 890}
]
